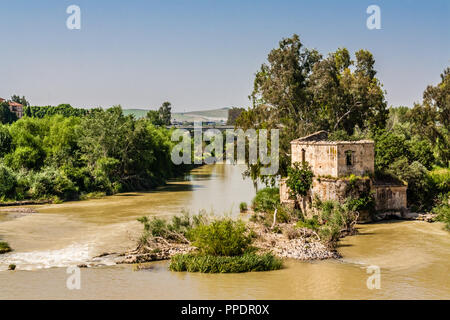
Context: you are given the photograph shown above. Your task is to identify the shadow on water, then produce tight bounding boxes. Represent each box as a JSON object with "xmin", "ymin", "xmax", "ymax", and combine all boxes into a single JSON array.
[
  {"xmin": 143, "ymin": 183, "xmax": 204, "ymax": 193},
  {"xmin": 352, "ymin": 230, "xmax": 376, "ymax": 236},
  {"xmin": 370, "ymin": 219, "xmax": 406, "ymax": 225},
  {"xmin": 337, "ymin": 243, "xmax": 354, "ymax": 248}
]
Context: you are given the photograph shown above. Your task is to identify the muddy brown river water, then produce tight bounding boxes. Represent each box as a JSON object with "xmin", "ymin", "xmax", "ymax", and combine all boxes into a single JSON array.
[{"xmin": 0, "ymin": 164, "xmax": 449, "ymax": 299}]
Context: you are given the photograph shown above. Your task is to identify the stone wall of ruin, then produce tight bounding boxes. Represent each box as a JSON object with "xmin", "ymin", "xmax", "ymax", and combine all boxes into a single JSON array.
[
  {"xmin": 310, "ymin": 177, "xmax": 372, "ymax": 203},
  {"xmin": 336, "ymin": 142, "xmax": 375, "ymax": 177},
  {"xmin": 291, "ymin": 143, "xmax": 338, "ymax": 177},
  {"xmin": 374, "ymin": 184, "xmax": 407, "ymax": 211}
]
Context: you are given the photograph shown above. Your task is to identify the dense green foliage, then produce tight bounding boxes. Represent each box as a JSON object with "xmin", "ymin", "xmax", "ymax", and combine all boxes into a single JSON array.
[
  {"xmin": 373, "ymin": 107, "xmax": 449, "ymax": 211},
  {"xmin": 189, "ymin": 219, "xmax": 252, "ymax": 256},
  {"xmin": 251, "ymin": 187, "xmax": 280, "ymax": 213},
  {"xmin": 434, "ymin": 204, "xmax": 450, "ymax": 231},
  {"xmin": 169, "ymin": 252, "xmax": 282, "ymax": 273},
  {"xmin": 369, "ymin": 68, "xmax": 449, "ymax": 211},
  {"xmin": 0, "ymin": 106, "xmax": 189, "ymax": 202},
  {"xmin": 286, "ymin": 162, "xmax": 314, "ymax": 197},
  {"xmin": 24, "ymin": 104, "xmax": 88, "ymax": 118}
]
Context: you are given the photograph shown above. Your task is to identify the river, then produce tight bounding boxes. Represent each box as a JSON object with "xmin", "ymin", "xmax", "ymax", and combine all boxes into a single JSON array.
[{"xmin": 0, "ymin": 164, "xmax": 449, "ymax": 299}]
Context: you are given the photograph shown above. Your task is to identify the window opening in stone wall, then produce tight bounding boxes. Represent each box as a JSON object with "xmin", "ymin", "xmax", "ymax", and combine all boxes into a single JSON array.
[{"xmin": 345, "ymin": 150, "xmax": 353, "ymax": 166}]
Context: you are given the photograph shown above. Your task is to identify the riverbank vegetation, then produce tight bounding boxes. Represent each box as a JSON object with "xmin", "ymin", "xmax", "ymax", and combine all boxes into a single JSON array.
[{"xmin": 0, "ymin": 105, "xmax": 191, "ymax": 203}]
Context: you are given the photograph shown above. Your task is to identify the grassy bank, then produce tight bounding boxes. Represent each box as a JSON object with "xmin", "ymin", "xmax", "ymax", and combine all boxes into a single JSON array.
[{"xmin": 169, "ymin": 253, "xmax": 282, "ymax": 273}]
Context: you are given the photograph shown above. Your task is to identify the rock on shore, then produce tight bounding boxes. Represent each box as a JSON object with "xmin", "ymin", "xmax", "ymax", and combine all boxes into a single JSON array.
[{"xmin": 249, "ymin": 222, "xmax": 340, "ymax": 260}]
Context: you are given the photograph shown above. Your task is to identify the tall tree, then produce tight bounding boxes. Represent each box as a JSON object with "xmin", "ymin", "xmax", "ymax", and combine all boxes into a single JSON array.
[
  {"xmin": 0, "ymin": 102, "xmax": 18, "ymax": 124},
  {"xmin": 158, "ymin": 101, "xmax": 172, "ymax": 126},
  {"xmin": 308, "ymin": 48, "xmax": 387, "ymax": 134},
  {"xmin": 146, "ymin": 110, "xmax": 164, "ymax": 126},
  {"xmin": 408, "ymin": 67, "xmax": 449, "ymax": 164}
]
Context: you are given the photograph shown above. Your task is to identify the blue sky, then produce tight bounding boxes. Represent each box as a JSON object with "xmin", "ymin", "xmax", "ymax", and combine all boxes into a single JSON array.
[{"xmin": 0, "ymin": 0, "xmax": 448, "ymax": 112}]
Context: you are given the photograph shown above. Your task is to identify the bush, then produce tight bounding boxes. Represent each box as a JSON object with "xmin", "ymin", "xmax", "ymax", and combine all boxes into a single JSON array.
[
  {"xmin": 345, "ymin": 192, "xmax": 375, "ymax": 213},
  {"xmin": 374, "ymin": 130, "xmax": 410, "ymax": 172},
  {"xmin": 5, "ymin": 146, "xmax": 46, "ymax": 170},
  {"xmin": 388, "ymin": 159, "xmax": 434, "ymax": 210},
  {"xmin": 0, "ymin": 241, "xmax": 12, "ymax": 254},
  {"xmin": 137, "ymin": 211, "xmax": 207, "ymax": 244},
  {"xmin": 0, "ymin": 164, "xmax": 17, "ymax": 200},
  {"xmin": 434, "ymin": 203, "xmax": 450, "ymax": 231},
  {"xmin": 296, "ymin": 216, "xmax": 320, "ymax": 231},
  {"xmin": 407, "ymin": 137, "xmax": 435, "ymax": 170},
  {"xmin": 30, "ymin": 167, "xmax": 77, "ymax": 200},
  {"xmin": 286, "ymin": 161, "xmax": 314, "ymax": 198},
  {"xmin": 0, "ymin": 125, "xmax": 12, "ymax": 157},
  {"xmin": 239, "ymin": 202, "xmax": 248, "ymax": 212},
  {"xmin": 297, "ymin": 199, "xmax": 359, "ymax": 247},
  {"xmin": 169, "ymin": 253, "xmax": 282, "ymax": 273},
  {"xmin": 252, "ymin": 187, "xmax": 280, "ymax": 213},
  {"xmin": 429, "ymin": 167, "xmax": 450, "ymax": 196},
  {"xmin": 189, "ymin": 219, "xmax": 252, "ymax": 256}
]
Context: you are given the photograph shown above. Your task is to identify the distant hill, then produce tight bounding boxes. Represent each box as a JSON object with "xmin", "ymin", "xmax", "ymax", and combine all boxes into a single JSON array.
[{"xmin": 122, "ymin": 107, "xmax": 230, "ymax": 123}]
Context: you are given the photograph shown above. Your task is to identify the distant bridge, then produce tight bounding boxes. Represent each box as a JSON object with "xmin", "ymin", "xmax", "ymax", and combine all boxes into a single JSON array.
[{"xmin": 167, "ymin": 125, "xmax": 236, "ymax": 133}]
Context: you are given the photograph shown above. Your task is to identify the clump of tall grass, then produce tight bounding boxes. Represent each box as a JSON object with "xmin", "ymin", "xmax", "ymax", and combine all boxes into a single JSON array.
[
  {"xmin": 169, "ymin": 253, "xmax": 282, "ymax": 273},
  {"xmin": 137, "ymin": 210, "xmax": 208, "ymax": 246}
]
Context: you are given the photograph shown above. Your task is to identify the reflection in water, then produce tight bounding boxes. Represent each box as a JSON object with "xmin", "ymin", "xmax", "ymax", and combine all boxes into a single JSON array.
[{"xmin": 0, "ymin": 164, "xmax": 449, "ymax": 299}]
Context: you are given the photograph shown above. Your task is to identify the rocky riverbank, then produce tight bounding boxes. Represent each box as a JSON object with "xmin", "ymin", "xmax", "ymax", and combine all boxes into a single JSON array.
[
  {"xmin": 249, "ymin": 222, "xmax": 340, "ymax": 260},
  {"xmin": 373, "ymin": 210, "xmax": 438, "ymax": 223}
]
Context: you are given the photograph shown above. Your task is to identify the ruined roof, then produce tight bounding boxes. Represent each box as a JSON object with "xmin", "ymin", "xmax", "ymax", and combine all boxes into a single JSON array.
[
  {"xmin": 291, "ymin": 130, "xmax": 373, "ymax": 145},
  {"xmin": 8, "ymin": 101, "xmax": 23, "ymax": 107},
  {"xmin": 292, "ymin": 130, "xmax": 329, "ymax": 142}
]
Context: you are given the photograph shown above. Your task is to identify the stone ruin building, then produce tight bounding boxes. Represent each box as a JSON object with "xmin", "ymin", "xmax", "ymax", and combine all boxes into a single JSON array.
[{"xmin": 280, "ymin": 131, "xmax": 407, "ymax": 221}]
